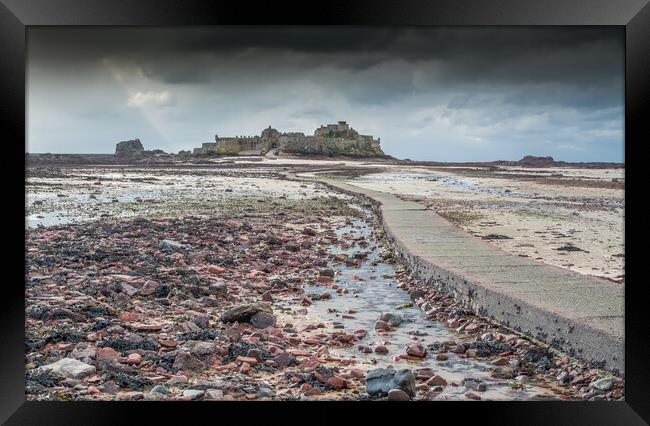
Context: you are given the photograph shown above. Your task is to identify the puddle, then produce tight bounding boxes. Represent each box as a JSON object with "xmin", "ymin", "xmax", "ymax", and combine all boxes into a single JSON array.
[{"xmin": 304, "ymin": 213, "xmax": 565, "ymax": 400}]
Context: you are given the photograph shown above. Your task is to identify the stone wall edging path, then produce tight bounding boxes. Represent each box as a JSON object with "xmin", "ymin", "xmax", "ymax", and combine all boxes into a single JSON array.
[{"xmin": 295, "ymin": 173, "xmax": 624, "ymax": 373}]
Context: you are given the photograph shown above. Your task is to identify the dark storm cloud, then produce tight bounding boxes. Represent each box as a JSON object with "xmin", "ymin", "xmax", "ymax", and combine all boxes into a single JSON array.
[
  {"xmin": 30, "ymin": 27, "xmax": 622, "ymax": 84},
  {"xmin": 27, "ymin": 27, "xmax": 624, "ymax": 161}
]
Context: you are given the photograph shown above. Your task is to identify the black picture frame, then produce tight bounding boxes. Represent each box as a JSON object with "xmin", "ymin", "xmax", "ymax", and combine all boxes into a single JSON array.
[{"xmin": 2, "ymin": 1, "xmax": 648, "ymax": 424}]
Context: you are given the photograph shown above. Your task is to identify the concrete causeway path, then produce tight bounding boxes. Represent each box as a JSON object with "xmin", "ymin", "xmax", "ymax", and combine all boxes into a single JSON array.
[{"xmin": 307, "ymin": 175, "xmax": 624, "ymax": 373}]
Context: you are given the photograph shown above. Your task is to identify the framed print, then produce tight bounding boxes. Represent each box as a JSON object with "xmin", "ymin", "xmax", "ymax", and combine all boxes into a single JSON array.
[{"xmin": 1, "ymin": 0, "xmax": 649, "ymax": 424}]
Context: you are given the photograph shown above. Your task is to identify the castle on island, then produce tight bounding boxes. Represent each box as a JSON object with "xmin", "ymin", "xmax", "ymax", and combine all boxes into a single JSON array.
[{"xmin": 193, "ymin": 121, "xmax": 384, "ymax": 157}]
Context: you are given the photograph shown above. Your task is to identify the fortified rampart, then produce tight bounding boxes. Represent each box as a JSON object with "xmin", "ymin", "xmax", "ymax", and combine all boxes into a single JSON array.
[{"xmin": 193, "ymin": 121, "xmax": 384, "ymax": 157}]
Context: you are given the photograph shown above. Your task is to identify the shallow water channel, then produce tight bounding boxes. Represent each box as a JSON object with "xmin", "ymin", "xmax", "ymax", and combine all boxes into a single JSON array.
[{"xmin": 304, "ymin": 213, "xmax": 563, "ymax": 400}]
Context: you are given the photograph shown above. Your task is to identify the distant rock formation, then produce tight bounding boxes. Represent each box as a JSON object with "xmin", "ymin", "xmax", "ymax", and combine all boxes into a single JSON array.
[
  {"xmin": 518, "ymin": 155, "xmax": 555, "ymax": 166},
  {"xmin": 115, "ymin": 139, "xmax": 144, "ymax": 156},
  {"xmin": 193, "ymin": 121, "xmax": 385, "ymax": 157}
]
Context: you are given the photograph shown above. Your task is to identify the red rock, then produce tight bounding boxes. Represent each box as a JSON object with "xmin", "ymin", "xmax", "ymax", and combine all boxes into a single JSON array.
[
  {"xmin": 139, "ymin": 280, "xmax": 161, "ymax": 296},
  {"xmin": 131, "ymin": 323, "xmax": 163, "ymax": 332},
  {"xmin": 465, "ymin": 349, "xmax": 477, "ymax": 358},
  {"xmin": 350, "ymin": 368, "xmax": 365, "ymax": 379},
  {"xmin": 447, "ymin": 318, "xmax": 461, "ymax": 328},
  {"xmin": 436, "ymin": 353, "xmax": 449, "ymax": 361},
  {"xmin": 465, "ymin": 391, "xmax": 481, "ymax": 400},
  {"xmin": 505, "ymin": 334, "xmax": 518, "ymax": 343},
  {"xmin": 172, "ymin": 352, "xmax": 205, "ymax": 372},
  {"xmin": 422, "ymin": 390, "xmax": 442, "ymax": 400},
  {"xmin": 388, "ymin": 389, "xmax": 411, "ymax": 401},
  {"xmin": 416, "ymin": 369, "xmax": 435, "ymax": 380},
  {"xmin": 465, "ymin": 323, "xmax": 481, "ymax": 333},
  {"xmin": 236, "ymin": 356, "xmax": 258, "ymax": 365},
  {"xmin": 305, "ymin": 387, "xmax": 322, "ymax": 396},
  {"xmin": 240, "ymin": 362, "xmax": 251, "ymax": 374},
  {"xmin": 374, "ymin": 345, "xmax": 389, "ymax": 354},
  {"xmin": 166, "ymin": 375, "xmax": 189, "ymax": 385},
  {"xmin": 97, "ymin": 347, "xmax": 120, "ymax": 360},
  {"xmin": 317, "ymin": 346, "xmax": 329, "ymax": 356},
  {"xmin": 208, "ymin": 265, "xmax": 226, "ymax": 274},
  {"xmin": 314, "ymin": 371, "xmax": 329, "ymax": 384},
  {"xmin": 119, "ymin": 312, "xmax": 141, "ymax": 322},
  {"xmin": 451, "ymin": 345, "xmax": 466, "ymax": 354},
  {"xmin": 57, "ymin": 342, "xmax": 75, "ymax": 351},
  {"xmin": 427, "ymin": 375, "xmax": 448, "ymax": 387},
  {"xmin": 127, "ymin": 353, "xmax": 142, "ymax": 365},
  {"xmin": 571, "ymin": 375, "xmax": 586, "ymax": 385},
  {"xmin": 406, "ymin": 343, "xmax": 426, "ymax": 358},
  {"xmin": 298, "ymin": 359, "xmax": 321, "ymax": 371},
  {"xmin": 327, "ymin": 376, "xmax": 346, "ymax": 389},
  {"xmin": 318, "ymin": 276, "xmax": 333, "ymax": 284},
  {"xmin": 159, "ymin": 339, "xmax": 178, "ymax": 348},
  {"xmin": 491, "ymin": 357, "xmax": 509, "ymax": 366}
]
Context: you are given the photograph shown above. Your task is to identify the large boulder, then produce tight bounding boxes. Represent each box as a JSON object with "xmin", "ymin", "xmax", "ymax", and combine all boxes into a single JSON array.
[
  {"xmin": 365, "ymin": 368, "xmax": 416, "ymax": 397},
  {"xmin": 115, "ymin": 139, "xmax": 145, "ymax": 156},
  {"xmin": 220, "ymin": 303, "xmax": 273, "ymax": 323},
  {"xmin": 38, "ymin": 358, "xmax": 96, "ymax": 379},
  {"xmin": 379, "ymin": 312, "xmax": 403, "ymax": 327}
]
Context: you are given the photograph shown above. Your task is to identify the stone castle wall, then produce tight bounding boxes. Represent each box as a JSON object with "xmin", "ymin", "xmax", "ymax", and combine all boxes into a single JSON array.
[{"xmin": 194, "ymin": 122, "xmax": 384, "ymax": 157}]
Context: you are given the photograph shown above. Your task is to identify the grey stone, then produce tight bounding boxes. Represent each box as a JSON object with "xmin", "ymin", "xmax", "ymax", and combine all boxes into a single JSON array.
[
  {"xmin": 221, "ymin": 303, "xmax": 272, "ymax": 323},
  {"xmin": 374, "ymin": 320, "xmax": 390, "ymax": 330},
  {"xmin": 151, "ymin": 385, "xmax": 171, "ymax": 394},
  {"xmin": 159, "ymin": 239, "xmax": 185, "ymax": 251},
  {"xmin": 592, "ymin": 377, "xmax": 614, "ymax": 391},
  {"xmin": 38, "ymin": 358, "xmax": 96, "ymax": 379},
  {"xmin": 182, "ymin": 389, "xmax": 205, "ymax": 400},
  {"xmin": 250, "ymin": 311, "xmax": 277, "ymax": 329},
  {"xmin": 190, "ymin": 341, "xmax": 216, "ymax": 357},
  {"xmin": 365, "ymin": 368, "xmax": 416, "ymax": 397},
  {"xmin": 379, "ymin": 313, "xmax": 403, "ymax": 327},
  {"xmin": 256, "ymin": 387, "xmax": 276, "ymax": 398},
  {"xmin": 205, "ymin": 389, "xmax": 224, "ymax": 400},
  {"xmin": 70, "ymin": 343, "xmax": 96, "ymax": 360},
  {"xmin": 274, "ymin": 352, "xmax": 296, "ymax": 368},
  {"xmin": 99, "ymin": 380, "xmax": 120, "ymax": 394}
]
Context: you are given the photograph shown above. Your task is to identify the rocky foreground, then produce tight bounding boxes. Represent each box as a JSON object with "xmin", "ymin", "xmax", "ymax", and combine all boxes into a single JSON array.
[{"xmin": 25, "ymin": 195, "xmax": 623, "ymax": 401}]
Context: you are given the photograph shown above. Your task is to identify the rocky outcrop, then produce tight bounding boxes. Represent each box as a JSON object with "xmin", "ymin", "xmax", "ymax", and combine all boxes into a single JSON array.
[
  {"xmin": 518, "ymin": 155, "xmax": 555, "ymax": 166},
  {"xmin": 115, "ymin": 139, "xmax": 145, "ymax": 156}
]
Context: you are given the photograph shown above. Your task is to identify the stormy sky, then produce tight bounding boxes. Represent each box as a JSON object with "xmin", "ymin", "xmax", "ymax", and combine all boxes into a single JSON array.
[{"xmin": 27, "ymin": 27, "xmax": 624, "ymax": 162}]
